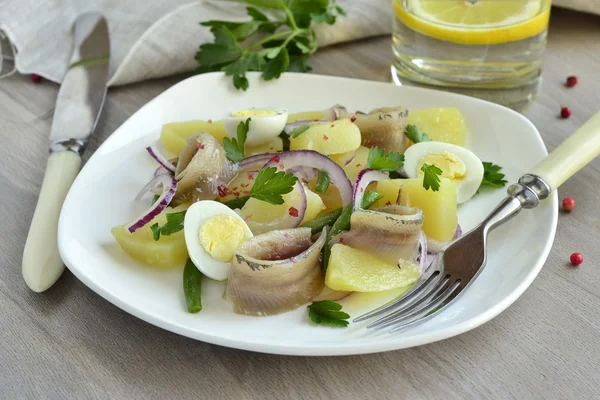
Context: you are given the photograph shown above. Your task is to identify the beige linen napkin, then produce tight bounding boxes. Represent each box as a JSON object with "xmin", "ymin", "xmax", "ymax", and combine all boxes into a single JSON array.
[{"xmin": 0, "ymin": 0, "xmax": 595, "ymax": 86}]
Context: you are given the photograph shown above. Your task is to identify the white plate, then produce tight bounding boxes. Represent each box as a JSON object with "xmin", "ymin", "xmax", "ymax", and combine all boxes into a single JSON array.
[{"xmin": 58, "ymin": 72, "xmax": 557, "ymax": 356}]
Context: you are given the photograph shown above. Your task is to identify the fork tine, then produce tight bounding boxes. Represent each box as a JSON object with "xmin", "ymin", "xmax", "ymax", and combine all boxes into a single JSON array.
[
  {"xmin": 353, "ymin": 270, "xmax": 441, "ymax": 323},
  {"xmin": 388, "ymin": 279, "xmax": 462, "ymax": 333},
  {"xmin": 367, "ymin": 273, "xmax": 450, "ymax": 329},
  {"xmin": 374, "ymin": 278, "xmax": 461, "ymax": 331}
]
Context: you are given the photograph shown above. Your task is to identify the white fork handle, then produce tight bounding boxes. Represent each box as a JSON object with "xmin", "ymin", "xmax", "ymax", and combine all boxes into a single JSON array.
[
  {"xmin": 530, "ymin": 111, "xmax": 600, "ymax": 190},
  {"xmin": 22, "ymin": 151, "xmax": 81, "ymax": 292}
]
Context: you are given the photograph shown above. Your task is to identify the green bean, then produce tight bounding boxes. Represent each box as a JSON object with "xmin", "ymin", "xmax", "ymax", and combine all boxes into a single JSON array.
[
  {"xmin": 314, "ymin": 170, "xmax": 330, "ymax": 193},
  {"xmin": 322, "ymin": 204, "xmax": 352, "ymax": 273},
  {"xmin": 301, "ymin": 190, "xmax": 382, "ymax": 237},
  {"xmin": 301, "ymin": 208, "xmax": 342, "ymax": 235},
  {"xmin": 361, "ymin": 190, "xmax": 383, "ymax": 209},
  {"xmin": 183, "ymin": 258, "xmax": 202, "ymax": 313},
  {"xmin": 320, "ymin": 191, "xmax": 382, "ymax": 273}
]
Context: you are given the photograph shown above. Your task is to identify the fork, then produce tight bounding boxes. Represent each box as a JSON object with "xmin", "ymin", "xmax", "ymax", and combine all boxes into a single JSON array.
[{"xmin": 355, "ymin": 110, "xmax": 600, "ymax": 333}]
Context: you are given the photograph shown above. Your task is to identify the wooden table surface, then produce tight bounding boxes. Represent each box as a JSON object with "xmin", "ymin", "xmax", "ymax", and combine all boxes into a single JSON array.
[{"xmin": 2, "ymin": 7, "xmax": 600, "ymax": 399}]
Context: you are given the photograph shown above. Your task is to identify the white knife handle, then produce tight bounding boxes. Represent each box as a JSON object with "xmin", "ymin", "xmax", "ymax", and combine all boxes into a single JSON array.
[
  {"xmin": 530, "ymin": 111, "xmax": 600, "ymax": 190},
  {"xmin": 23, "ymin": 151, "xmax": 81, "ymax": 292}
]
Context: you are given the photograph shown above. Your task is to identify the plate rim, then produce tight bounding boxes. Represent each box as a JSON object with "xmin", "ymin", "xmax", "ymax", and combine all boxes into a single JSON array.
[{"xmin": 59, "ymin": 72, "xmax": 558, "ymax": 356}]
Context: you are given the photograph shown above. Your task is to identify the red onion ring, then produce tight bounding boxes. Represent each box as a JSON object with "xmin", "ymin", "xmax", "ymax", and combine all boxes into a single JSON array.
[
  {"xmin": 238, "ymin": 153, "xmax": 277, "ymax": 171},
  {"xmin": 154, "ymin": 165, "xmax": 171, "ymax": 177},
  {"xmin": 322, "ymin": 104, "xmax": 346, "ymax": 120},
  {"xmin": 127, "ymin": 174, "xmax": 177, "ymax": 233},
  {"xmin": 146, "ymin": 145, "xmax": 175, "ymax": 174},
  {"xmin": 352, "ymin": 169, "xmax": 388, "ymax": 211},
  {"xmin": 290, "ymin": 166, "xmax": 318, "ymax": 183},
  {"xmin": 261, "ymin": 150, "xmax": 353, "ymax": 207}
]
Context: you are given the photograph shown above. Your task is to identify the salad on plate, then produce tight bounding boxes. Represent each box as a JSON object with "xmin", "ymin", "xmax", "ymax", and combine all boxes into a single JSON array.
[{"xmin": 110, "ymin": 105, "xmax": 506, "ymax": 326}]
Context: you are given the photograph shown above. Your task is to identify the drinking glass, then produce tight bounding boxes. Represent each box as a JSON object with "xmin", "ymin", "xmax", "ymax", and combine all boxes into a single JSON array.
[{"xmin": 392, "ymin": 0, "xmax": 552, "ymax": 110}]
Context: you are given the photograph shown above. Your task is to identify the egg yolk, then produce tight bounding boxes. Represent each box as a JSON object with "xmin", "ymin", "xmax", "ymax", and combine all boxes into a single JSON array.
[
  {"xmin": 418, "ymin": 152, "xmax": 467, "ymax": 181},
  {"xmin": 231, "ymin": 109, "xmax": 277, "ymax": 117},
  {"xmin": 199, "ymin": 215, "xmax": 249, "ymax": 262}
]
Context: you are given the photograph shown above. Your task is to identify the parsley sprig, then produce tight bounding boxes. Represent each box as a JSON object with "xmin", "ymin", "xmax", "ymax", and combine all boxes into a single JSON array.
[
  {"xmin": 151, "ymin": 210, "xmax": 187, "ymax": 241},
  {"xmin": 421, "ymin": 163, "xmax": 443, "ymax": 191},
  {"xmin": 367, "ymin": 147, "xmax": 405, "ymax": 172},
  {"xmin": 405, "ymin": 124, "xmax": 432, "ymax": 144},
  {"xmin": 195, "ymin": 1, "xmax": 346, "ymax": 90},
  {"xmin": 223, "ymin": 118, "xmax": 250, "ymax": 162},
  {"xmin": 224, "ymin": 166, "xmax": 298, "ymax": 209},
  {"xmin": 308, "ymin": 300, "xmax": 350, "ymax": 327},
  {"xmin": 480, "ymin": 161, "xmax": 508, "ymax": 189}
]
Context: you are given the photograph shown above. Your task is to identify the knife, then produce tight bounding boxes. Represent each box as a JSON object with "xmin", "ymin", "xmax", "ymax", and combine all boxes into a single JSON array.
[{"xmin": 22, "ymin": 13, "xmax": 110, "ymax": 292}]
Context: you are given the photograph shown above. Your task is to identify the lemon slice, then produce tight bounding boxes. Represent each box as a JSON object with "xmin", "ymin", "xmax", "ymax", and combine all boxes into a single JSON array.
[{"xmin": 395, "ymin": 0, "xmax": 551, "ymax": 45}]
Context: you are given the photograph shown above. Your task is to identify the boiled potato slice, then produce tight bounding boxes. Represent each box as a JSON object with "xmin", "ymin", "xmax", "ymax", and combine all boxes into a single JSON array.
[
  {"xmin": 287, "ymin": 110, "xmax": 324, "ymax": 123},
  {"xmin": 245, "ymin": 137, "xmax": 283, "ymax": 155},
  {"xmin": 407, "ymin": 108, "xmax": 466, "ymax": 146},
  {"xmin": 326, "ymin": 244, "xmax": 420, "ymax": 292},
  {"xmin": 111, "ymin": 205, "xmax": 189, "ymax": 268},
  {"xmin": 311, "ymin": 182, "xmax": 342, "ymax": 213},
  {"xmin": 160, "ymin": 120, "xmax": 228, "ymax": 155},
  {"xmin": 341, "ymin": 145, "xmax": 370, "ymax": 184},
  {"xmin": 329, "ymin": 150, "xmax": 357, "ymax": 168},
  {"xmin": 376, "ymin": 178, "xmax": 457, "ymax": 242},
  {"xmin": 290, "ymin": 120, "xmax": 361, "ymax": 155},
  {"xmin": 303, "ymin": 188, "xmax": 327, "ymax": 224},
  {"xmin": 240, "ymin": 186, "xmax": 325, "ymax": 230}
]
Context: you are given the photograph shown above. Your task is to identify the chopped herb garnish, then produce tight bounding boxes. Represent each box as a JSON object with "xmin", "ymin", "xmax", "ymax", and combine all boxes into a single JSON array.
[
  {"xmin": 151, "ymin": 210, "xmax": 187, "ymax": 241},
  {"xmin": 308, "ymin": 300, "xmax": 350, "ymax": 327},
  {"xmin": 288, "ymin": 124, "xmax": 310, "ymax": 138},
  {"xmin": 250, "ymin": 166, "xmax": 297, "ymax": 204},
  {"xmin": 223, "ymin": 166, "xmax": 298, "ymax": 208},
  {"xmin": 421, "ymin": 163, "xmax": 443, "ymax": 192},
  {"xmin": 195, "ymin": 1, "xmax": 346, "ymax": 90},
  {"xmin": 367, "ymin": 146, "xmax": 405, "ymax": 172},
  {"xmin": 480, "ymin": 161, "xmax": 508, "ymax": 189},
  {"xmin": 405, "ymin": 124, "xmax": 432, "ymax": 144},
  {"xmin": 223, "ymin": 118, "xmax": 250, "ymax": 162},
  {"xmin": 315, "ymin": 170, "xmax": 330, "ymax": 193}
]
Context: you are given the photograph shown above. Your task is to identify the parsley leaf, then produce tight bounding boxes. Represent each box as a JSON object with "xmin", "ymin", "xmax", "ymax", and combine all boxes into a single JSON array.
[
  {"xmin": 195, "ymin": 26, "xmax": 241, "ymax": 66},
  {"xmin": 288, "ymin": 124, "xmax": 310, "ymax": 138},
  {"xmin": 262, "ymin": 47, "xmax": 290, "ymax": 81},
  {"xmin": 223, "ymin": 118, "xmax": 250, "ymax": 162},
  {"xmin": 480, "ymin": 161, "xmax": 508, "ymax": 189},
  {"xmin": 367, "ymin": 147, "xmax": 405, "ymax": 172},
  {"xmin": 421, "ymin": 163, "xmax": 443, "ymax": 192},
  {"xmin": 315, "ymin": 170, "xmax": 330, "ymax": 193},
  {"xmin": 405, "ymin": 124, "xmax": 432, "ymax": 144},
  {"xmin": 308, "ymin": 300, "xmax": 350, "ymax": 327},
  {"xmin": 151, "ymin": 210, "xmax": 187, "ymax": 241},
  {"xmin": 228, "ymin": 0, "xmax": 285, "ymax": 9},
  {"xmin": 249, "ymin": 167, "xmax": 298, "ymax": 205},
  {"xmin": 196, "ymin": 1, "xmax": 345, "ymax": 90}
]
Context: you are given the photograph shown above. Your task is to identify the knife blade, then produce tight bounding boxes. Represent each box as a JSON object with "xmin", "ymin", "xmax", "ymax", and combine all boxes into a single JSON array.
[{"xmin": 22, "ymin": 13, "xmax": 110, "ymax": 292}]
